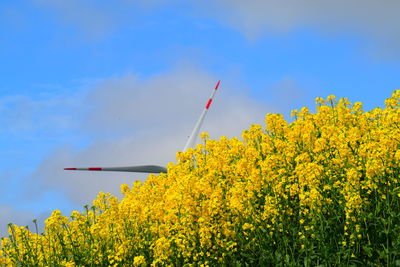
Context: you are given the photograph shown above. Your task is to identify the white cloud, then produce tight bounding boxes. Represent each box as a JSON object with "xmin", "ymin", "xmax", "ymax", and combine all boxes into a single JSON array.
[
  {"xmin": 28, "ymin": 66, "xmax": 272, "ymax": 205},
  {"xmin": 0, "ymin": 93, "xmax": 79, "ymax": 134},
  {"xmin": 33, "ymin": 0, "xmax": 178, "ymax": 40},
  {"xmin": 33, "ymin": 0, "xmax": 400, "ymax": 57},
  {"xmin": 270, "ymin": 77, "xmax": 307, "ymax": 106},
  {"xmin": 34, "ymin": 0, "xmax": 118, "ymax": 39},
  {"xmin": 0, "ymin": 205, "xmax": 48, "ymax": 237},
  {"xmin": 196, "ymin": 0, "xmax": 400, "ymax": 58}
]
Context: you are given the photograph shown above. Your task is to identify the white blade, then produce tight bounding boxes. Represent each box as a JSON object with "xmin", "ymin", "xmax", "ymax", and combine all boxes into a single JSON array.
[
  {"xmin": 64, "ymin": 165, "xmax": 167, "ymax": 173},
  {"xmin": 64, "ymin": 80, "xmax": 220, "ymax": 174},
  {"xmin": 183, "ymin": 80, "xmax": 220, "ymax": 151}
]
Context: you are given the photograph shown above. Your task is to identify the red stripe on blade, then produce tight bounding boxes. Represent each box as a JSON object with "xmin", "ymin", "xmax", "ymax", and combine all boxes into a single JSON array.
[
  {"xmin": 64, "ymin": 168, "xmax": 77, "ymax": 170},
  {"xmin": 205, "ymin": 99, "xmax": 212, "ymax": 109},
  {"xmin": 88, "ymin": 167, "xmax": 102, "ymax": 171},
  {"xmin": 214, "ymin": 80, "xmax": 220, "ymax": 90}
]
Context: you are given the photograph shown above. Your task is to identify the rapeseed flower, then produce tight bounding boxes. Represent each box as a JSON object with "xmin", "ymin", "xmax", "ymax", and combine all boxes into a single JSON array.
[{"xmin": 1, "ymin": 91, "xmax": 400, "ymax": 265}]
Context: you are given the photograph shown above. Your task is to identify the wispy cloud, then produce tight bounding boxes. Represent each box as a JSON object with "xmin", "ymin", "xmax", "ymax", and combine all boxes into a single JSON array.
[
  {"xmin": 0, "ymin": 94, "xmax": 78, "ymax": 134},
  {"xmin": 0, "ymin": 205, "xmax": 49, "ymax": 237},
  {"xmin": 198, "ymin": 0, "xmax": 400, "ymax": 59},
  {"xmin": 270, "ymin": 77, "xmax": 307, "ymax": 107},
  {"xmin": 27, "ymin": 66, "xmax": 272, "ymax": 205},
  {"xmin": 33, "ymin": 0, "xmax": 118, "ymax": 40},
  {"xmin": 0, "ymin": 64, "xmax": 306, "ymax": 231},
  {"xmin": 34, "ymin": 0, "xmax": 400, "ymax": 58}
]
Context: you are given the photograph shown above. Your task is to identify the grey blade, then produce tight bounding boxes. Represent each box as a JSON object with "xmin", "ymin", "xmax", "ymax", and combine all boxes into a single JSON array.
[{"xmin": 64, "ymin": 165, "xmax": 167, "ymax": 173}]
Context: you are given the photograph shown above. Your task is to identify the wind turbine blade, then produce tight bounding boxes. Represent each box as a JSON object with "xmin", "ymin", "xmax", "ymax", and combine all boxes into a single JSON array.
[
  {"xmin": 64, "ymin": 165, "xmax": 167, "ymax": 173},
  {"xmin": 183, "ymin": 80, "xmax": 220, "ymax": 151}
]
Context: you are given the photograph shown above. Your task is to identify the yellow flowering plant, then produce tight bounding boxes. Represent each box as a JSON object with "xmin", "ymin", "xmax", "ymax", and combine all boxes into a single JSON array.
[{"xmin": 1, "ymin": 90, "xmax": 400, "ymax": 266}]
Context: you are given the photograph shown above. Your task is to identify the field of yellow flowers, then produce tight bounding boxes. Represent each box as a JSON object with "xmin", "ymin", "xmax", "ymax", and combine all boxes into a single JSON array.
[{"xmin": 1, "ymin": 91, "xmax": 400, "ymax": 266}]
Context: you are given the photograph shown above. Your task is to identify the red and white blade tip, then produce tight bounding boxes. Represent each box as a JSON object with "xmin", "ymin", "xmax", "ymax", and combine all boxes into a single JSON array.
[
  {"xmin": 205, "ymin": 80, "xmax": 220, "ymax": 110},
  {"xmin": 215, "ymin": 80, "xmax": 220, "ymax": 90},
  {"xmin": 64, "ymin": 167, "xmax": 103, "ymax": 171}
]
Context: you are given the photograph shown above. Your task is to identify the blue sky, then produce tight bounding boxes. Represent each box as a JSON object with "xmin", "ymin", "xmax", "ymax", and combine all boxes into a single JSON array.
[{"xmin": 1, "ymin": 0, "xmax": 399, "ymax": 234}]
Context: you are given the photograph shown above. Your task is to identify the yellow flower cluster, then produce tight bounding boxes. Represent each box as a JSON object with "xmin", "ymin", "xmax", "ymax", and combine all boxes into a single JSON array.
[{"xmin": 1, "ymin": 90, "xmax": 400, "ymax": 265}]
